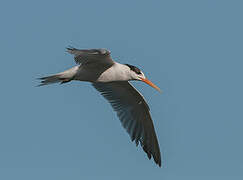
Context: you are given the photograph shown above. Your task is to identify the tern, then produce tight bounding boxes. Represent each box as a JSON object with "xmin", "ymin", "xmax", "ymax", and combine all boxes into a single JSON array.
[{"xmin": 39, "ymin": 47, "xmax": 162, "ymax": 167}]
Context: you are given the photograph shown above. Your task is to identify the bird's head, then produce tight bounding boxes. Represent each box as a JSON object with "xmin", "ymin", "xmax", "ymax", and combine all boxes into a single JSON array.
[{"xmin": 125, "ymin": 64, "xmax": 161, "ymax": 92}]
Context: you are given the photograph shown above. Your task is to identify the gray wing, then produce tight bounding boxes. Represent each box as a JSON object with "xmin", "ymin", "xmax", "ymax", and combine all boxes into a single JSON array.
[
  {"xmin": 92, "ymin": 81, "xmax": 161, "ymax": 167},
  {"xmin": 67, "ymin": 47, "xmax": 114, "ymax": 66}
]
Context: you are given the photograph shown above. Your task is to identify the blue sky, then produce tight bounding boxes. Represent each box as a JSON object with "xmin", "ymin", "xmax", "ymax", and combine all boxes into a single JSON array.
[{"xmin": 0, "ymin": 0, "xmax": 243, "ymax": 179}]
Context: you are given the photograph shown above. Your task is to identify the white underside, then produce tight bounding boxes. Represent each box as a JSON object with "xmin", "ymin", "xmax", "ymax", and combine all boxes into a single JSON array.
[
  {"xmin": 96, "ymin": 63, "xmax": 132, "ymax": 82},
  {"xmin": 71, "ymin": 62, "xmax": 132, "ymax": 82}
]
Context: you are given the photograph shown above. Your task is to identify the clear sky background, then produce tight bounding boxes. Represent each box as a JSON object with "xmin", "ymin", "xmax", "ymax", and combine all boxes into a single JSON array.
[{"xmin": 0, "ymin": 0, "xmax": 242, "ymax": 179}]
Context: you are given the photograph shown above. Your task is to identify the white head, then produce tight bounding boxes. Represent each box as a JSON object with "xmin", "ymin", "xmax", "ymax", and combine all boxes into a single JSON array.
[{"xmin": 125, "ymin": 64, "xmax": 161, "ymax": 92}]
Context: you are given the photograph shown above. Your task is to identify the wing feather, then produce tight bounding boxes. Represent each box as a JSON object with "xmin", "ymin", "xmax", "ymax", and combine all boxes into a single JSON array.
[
  {"xmin": 92, "ymin": 81, "xmax": 161, "ymax": 167},
  {"xmin": 66, "ymin": 47, "xmax": 114, "ymax": 66}
]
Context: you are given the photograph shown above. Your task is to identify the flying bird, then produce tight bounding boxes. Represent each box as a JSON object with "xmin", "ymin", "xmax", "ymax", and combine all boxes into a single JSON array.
[{"xmin": 39, "ymin": 47, "xmax": 162, "ymax": 167}]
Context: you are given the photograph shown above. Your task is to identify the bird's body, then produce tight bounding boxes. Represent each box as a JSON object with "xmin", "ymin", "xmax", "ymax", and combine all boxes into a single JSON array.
[
  {"xmin": 73, "ymin": 62, "xmax": 132, "ymax": 82},
  {"xmin": 39, "ymin": 47, "xmax": 162, "ymax": 167}
]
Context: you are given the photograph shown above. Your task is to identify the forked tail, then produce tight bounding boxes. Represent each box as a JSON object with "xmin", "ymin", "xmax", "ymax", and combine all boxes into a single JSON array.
[{"xmin": 38, "ymin": 66, "xmax": 79, "ymax": 86}]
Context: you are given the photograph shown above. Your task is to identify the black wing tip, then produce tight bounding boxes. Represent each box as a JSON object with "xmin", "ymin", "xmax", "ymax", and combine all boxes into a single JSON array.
[
  {"xmin": 153, "ymin": 155, "xmax": 162, "ymax": 167},
  {"xmin": 143, "ymin": 144, "xmax": 161, "ymax": 167},
  {"xmin": 156, "ymin": 156, "xmax": 162, "ymax": 167},
  {"xmin": 150, "ymin": 153, "xmax": 162, "ymax": 167}
]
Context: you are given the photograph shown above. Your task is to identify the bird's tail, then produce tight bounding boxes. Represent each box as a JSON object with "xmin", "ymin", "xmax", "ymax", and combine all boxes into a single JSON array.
[{"xmin": 38, "ymin": 66, "xmax": 79, "ymax": 86}]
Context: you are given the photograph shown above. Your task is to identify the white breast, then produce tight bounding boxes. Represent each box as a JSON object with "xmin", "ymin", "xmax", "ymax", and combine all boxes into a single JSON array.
[{"xmin": 97, "ymin": 63, "xmax": 131, "ymax": 82}]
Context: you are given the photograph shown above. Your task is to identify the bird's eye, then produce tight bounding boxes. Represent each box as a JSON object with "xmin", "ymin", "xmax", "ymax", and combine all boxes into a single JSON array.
[{"xmin": 134, "ymin": 67, "xmax": 142, "ymax": 75}]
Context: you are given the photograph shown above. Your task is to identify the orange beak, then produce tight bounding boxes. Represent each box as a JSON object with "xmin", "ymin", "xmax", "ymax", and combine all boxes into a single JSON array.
[{"xmin": 140, "ymin": 78, "xmax": 162, "ymax": 93}]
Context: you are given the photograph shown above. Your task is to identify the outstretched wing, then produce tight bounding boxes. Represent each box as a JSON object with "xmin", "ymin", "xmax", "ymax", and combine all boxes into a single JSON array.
[
  {"xmin": 67, "ymin": 47, "xmax": 114, "ymax": 66},
  {"xmin": 92, "ymin": 81, "xmax": 161, "ymax": 167}
]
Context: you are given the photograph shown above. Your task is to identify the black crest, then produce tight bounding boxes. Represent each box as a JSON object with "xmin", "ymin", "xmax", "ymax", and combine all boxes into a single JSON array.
[{"xmin": 125, "ymin": 64, "xmax": 142, "ymax": 75}]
